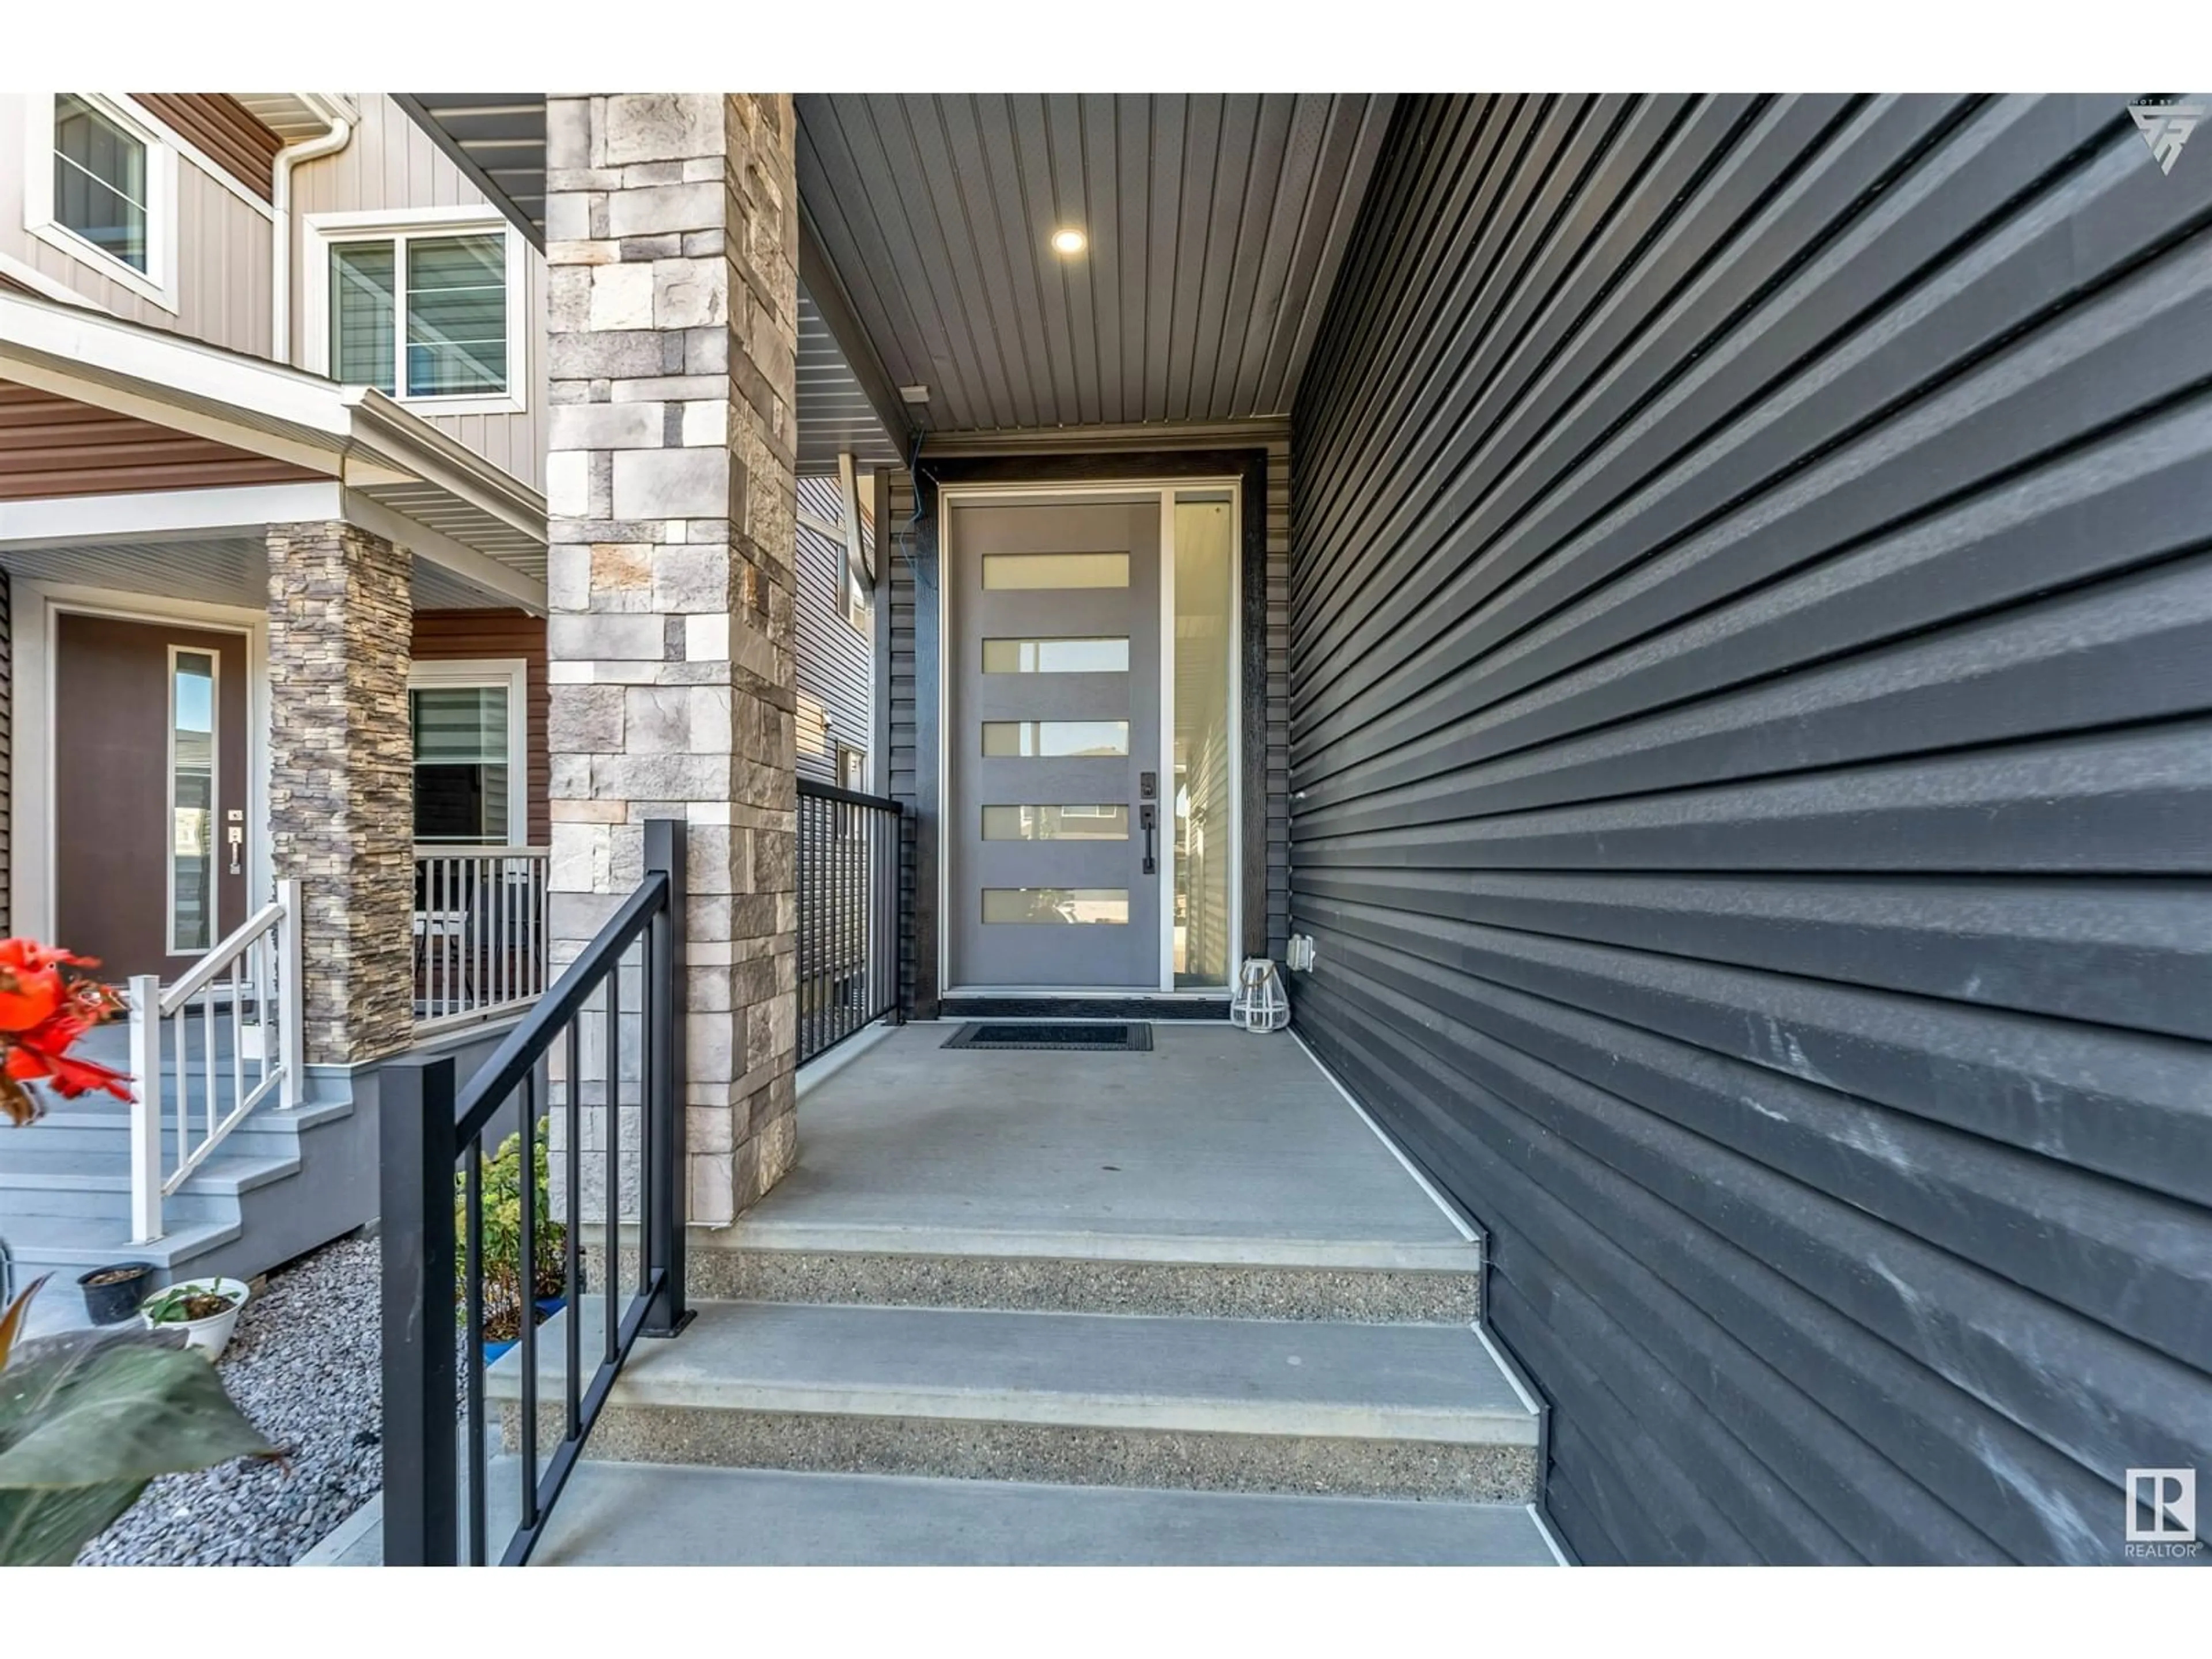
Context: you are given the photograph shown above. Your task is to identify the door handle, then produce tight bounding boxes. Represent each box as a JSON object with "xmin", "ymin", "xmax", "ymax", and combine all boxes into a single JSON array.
[
  {"xmin": 1140, "ymin": 804, "xmax": 1157, "ymax": 875},
  {"xmin": 227, "ymin": 824, "xmax": 244, "ymax": 877}
]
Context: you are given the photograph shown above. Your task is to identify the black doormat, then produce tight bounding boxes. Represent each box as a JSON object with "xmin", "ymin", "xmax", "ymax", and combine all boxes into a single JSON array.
[{"xmin": 941, "ymin": 1022, "xmax": 1154, "ymax": 1052}]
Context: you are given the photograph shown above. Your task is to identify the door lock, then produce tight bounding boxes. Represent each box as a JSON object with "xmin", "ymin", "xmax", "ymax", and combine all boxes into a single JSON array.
[
  {"xmin": 1139, "ymin": 771, "xmax": 1157, "ymax": 801},
  {"xmin": 1139, "ymin": 804, "xmax": 1157, "ymax": 875},
  {"xmin": 227, "ymin": 823, "xmax": 244, "ymax": 876}
]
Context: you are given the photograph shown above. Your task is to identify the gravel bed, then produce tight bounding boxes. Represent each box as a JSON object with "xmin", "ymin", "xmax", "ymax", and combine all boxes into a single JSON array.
[{"xmin": 78, "ymin": 1235, "xmax": 387, "ymax": 1567}]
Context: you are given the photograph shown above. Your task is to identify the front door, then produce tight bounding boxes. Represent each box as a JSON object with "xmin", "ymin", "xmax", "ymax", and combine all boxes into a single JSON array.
[
  {"xmin": 946, "ymin": 498, "xmax": 1161, "ymax": 989},
  {"xmin": 54, "ymin": 613, "xmax": 250, "ymax": 982}
]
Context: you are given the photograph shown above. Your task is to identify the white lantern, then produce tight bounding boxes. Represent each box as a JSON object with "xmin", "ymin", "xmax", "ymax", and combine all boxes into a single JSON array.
[{"xmin": 1230, "ymin": 958, "xmax": 1290, "ymax": 1034}]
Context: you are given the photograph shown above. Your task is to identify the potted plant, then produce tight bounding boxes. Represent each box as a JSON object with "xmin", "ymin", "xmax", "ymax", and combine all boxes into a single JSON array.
[
  {"xmin": 140, "ymin": 1277, "xmax": 252, "ymax": 1359},
  {"xmin": 0, "ymin": 939, "xmax": 272, "ymax": 1563},
  {"xmin": 459, "ymin": 1119, "xmax": 569, "ymax": 1362},
  {"xmin": 0, "ymin": 1275, "xmax": 275, "ymax": 1563},
  {"xmin": 77, "ymin": 1261, "xmax": 158, "ymax": 1326}
]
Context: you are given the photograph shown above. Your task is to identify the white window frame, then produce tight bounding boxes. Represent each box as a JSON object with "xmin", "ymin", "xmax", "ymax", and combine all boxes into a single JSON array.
[
  {"xmin": 407, "ymin": 658, "xmax": 530, "ymax": 847},
  {"xmin": 21, "ymin": 93, "xmax": 181, "ymax": 313},
  {"xmin": 165, "ymin": 643, "xmax": 221, "ymax": 956},
  {"xmin": 302, "ymin": 206, "xmax": 527, "ymax": 416}
]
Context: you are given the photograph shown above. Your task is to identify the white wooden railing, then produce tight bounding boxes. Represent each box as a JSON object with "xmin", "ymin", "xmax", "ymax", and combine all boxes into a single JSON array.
[
  {"xmin": 128, "ymin": 879, "xmax": 303, "ymax": 1244},
  {"xmin": 414, "ymin": 845, "xmax": 551, "ymax": 1036}
]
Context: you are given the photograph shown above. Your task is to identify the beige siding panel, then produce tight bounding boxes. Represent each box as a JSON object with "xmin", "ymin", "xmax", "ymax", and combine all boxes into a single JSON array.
[
  {"xmin": 290, "ymin": 94, "xmax": 546, "ymax": 491},
  {"xmin": 0, "ymin": 94, "xmax": 275, "ymax": 359}
]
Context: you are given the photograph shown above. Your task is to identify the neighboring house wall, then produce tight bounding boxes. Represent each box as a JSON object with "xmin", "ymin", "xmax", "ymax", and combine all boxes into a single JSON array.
[
  {"xmin": 1286, "ymin": 93, "xmax": 2212, "ymax": 1564},
  {"xmin": 795, "ymin": 473, "xmax": 869, "ymax": 786},
  {"xmin": 410, "ymin": 609, "xmax": 550, "ymax": 847},
  {"xmin": 882, "ymin": 426, "xmax": 1292, "ymax": 1012},
  {"xmin": 0, "ymin": 92, "xmax": 276, "ymax": 355},
  {"xmin": 289, "ymin": 93, "xmax": 547, "ymax": 490}
]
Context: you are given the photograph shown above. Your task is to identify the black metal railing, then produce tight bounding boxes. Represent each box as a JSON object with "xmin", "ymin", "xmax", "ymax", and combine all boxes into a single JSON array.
[
  {"xmin": 797, "ymin": 778, "xmax": 905, "ymax": 1065},
  {"xmin": 380, "ymin": 819, "xmax": 690, "ymax": 1567}
]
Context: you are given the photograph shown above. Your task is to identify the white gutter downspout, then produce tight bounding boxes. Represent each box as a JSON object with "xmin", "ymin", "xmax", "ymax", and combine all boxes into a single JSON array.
[{"xmin": 271, "ymin": 98, "xmax": 352, "ymax": 365}]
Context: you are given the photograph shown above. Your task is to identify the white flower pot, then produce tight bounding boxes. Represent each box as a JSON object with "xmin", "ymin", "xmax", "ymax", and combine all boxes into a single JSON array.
[{"xmin": 141, "ymin": 1276, "xmax": 249, "ymax": 1359}]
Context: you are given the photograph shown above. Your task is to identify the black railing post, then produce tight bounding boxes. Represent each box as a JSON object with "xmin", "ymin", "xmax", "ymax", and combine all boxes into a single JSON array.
[
  {"xmin": 893, "ymin": 806, "xmax": 910, "ymax": 1025},
  {"xmin": 380, "ymin": 1053, "xmax": 459, "ymax": 1567},
  {"xmin": 642, "ymin": 817, "xmax": 692, "ymax": 1339}
]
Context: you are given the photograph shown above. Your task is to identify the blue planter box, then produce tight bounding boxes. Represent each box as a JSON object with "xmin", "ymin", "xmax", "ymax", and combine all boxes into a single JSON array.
[{"xmin": 482, "ymin": 1296, "xmax": 566, "ymax": 1365}]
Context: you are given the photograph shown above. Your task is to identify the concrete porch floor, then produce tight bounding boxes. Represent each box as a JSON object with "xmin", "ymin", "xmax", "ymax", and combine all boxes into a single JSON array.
[
  {"xmin": 732, "ymin": 1021, "xmax": 1471, "ymax": 1256},
  {"xmin": 304, "ymin": 1020, "xmax": 1558, "ymax": 1566}
]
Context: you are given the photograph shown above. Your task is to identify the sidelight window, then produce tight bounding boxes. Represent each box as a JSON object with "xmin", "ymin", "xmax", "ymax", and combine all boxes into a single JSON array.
[{"xmin": 168, "ymin": 649, "xmax": 216, "ymax": 954}]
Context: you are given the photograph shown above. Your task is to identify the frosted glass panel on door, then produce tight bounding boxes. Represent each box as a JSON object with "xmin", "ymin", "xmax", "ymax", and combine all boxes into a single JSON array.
[
  {"xmin": 982, "ymin": 637, "xmax": 1131, "ymax": 673},
  {"xmin": 1173, "ymin": 495, "xmax": 1235, "ymax": 988},
  {"xmin": 981, "ymin": 552, "xmax": 1130, "ymax": 589},
  {"xmin": 982, "ymin": 806, "xmax": 1130, "ymax": 840},
  {"xmin": 981, "ymin": 721, "xmax": 1128, "ymax": 757},
  {"xmin": 982, "ymin": 889, "xmax": 1130, "ymax": 924},
  {"xmin": 170, "ymin": 651, "xmax": 215, "ymax": 953}
]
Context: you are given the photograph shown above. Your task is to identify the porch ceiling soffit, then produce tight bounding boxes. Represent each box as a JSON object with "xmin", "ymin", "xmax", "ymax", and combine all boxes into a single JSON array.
[
  {"xmin": 0, "ymin": 290, "xmax": 546, "ymax": 609},
  {"xmin": 791, "ymin": 94, "xmax": 1397, "ymax": 437}
]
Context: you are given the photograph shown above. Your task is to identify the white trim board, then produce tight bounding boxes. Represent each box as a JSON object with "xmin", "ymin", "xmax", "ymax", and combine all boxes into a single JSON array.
[{"xmin": 0, "ymin": 482, "xmax": 343, "ymax": 548}]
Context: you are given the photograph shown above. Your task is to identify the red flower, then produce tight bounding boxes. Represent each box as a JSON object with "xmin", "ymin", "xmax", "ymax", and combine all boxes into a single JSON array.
[
  {"xmin": 0, "ymin": 941, "xmax": 128, "ymax": 1126},
  {"xmin": 0, "ymin": 939, "xmax": 97, "ymax": 1035}
]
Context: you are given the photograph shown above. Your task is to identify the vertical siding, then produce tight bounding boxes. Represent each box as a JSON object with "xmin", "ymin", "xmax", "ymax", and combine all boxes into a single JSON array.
[
  {"xmin": 289, "ymin": 94, "xmax": 547, "ymax": 490},
  {"xmin": 883, "ymin": 428, "xmax": 1292, "ymax": 1011},
  {"xmin": 0, "ymin": 93, "xmax": 275, "ymax": 358},
  {"xmin": 794, "ymin": 474, "xmax": 872, "ymax": 785},
  {"xmin": 1288, "ymin": 93, "xmax": 2212, "ymax": 1565},
  {"xmin": 409, "ymin": 609, "xmax": 548, "ymax": 847}
]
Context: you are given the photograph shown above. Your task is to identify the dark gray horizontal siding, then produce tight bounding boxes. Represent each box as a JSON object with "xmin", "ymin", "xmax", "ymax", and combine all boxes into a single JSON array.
[
  {"xmin": 1287, "ymin": 92, "xmax": 2212, "ymax": 1565},
  {"xmin": 794, "ymin": 473, "xmax": 871, "ymax": 786}
]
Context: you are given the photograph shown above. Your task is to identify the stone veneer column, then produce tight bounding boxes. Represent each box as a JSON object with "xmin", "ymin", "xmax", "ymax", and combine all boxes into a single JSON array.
[
  {"xmin": 266, "ymin": 520, "xmax": 415, "ymax": 1066},
  {"xmin": 544, "ymin": 94, "xmax": 800, "ymax": 1226}
]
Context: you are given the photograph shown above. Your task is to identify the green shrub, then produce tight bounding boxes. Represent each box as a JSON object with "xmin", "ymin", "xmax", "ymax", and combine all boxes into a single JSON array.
[{"xmin": 456, "ymin": 1119, "xmax": 567, "ymax": 1343}]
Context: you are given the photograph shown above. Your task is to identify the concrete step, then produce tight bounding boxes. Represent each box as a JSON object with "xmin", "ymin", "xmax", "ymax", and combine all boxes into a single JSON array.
[
  {"xmin": 686, "ymin": 1222, "xmax": 1482, "ymax": 1323},
  {"xmin": 490, "ymin": 1298, "xmax": 1540, "ymax": 1503},
  {"xmin": 302, "ymin": 1463, "xmax": 1564, "ymax": 1566}
]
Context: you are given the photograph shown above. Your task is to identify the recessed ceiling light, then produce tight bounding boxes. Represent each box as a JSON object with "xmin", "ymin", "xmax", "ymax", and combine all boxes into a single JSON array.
[{"xmin": 1050, "ymin": 228, "xmax": 1087, "ymax": 256}]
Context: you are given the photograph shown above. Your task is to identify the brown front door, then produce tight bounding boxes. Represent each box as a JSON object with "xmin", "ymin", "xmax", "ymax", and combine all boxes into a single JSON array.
[{"xmin": 54, "ymin": 614, "xmax": 250, "ymax": 982}]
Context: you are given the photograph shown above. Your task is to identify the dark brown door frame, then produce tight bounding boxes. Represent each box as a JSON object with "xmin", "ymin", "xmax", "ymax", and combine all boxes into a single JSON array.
[
  {"xmin": 902, "ymin": 448, "xmax": 1269, "ymax": 1017},
  {"xmin": 33, "ymin": 593, "xmax": 264, "ymax": 981}
]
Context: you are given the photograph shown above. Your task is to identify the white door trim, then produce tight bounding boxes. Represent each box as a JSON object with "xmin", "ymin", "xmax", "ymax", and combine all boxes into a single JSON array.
[
  {"xmin": 935, "ymin": 478, "xmax": 1244, "ymax": 998},
  {"xmin": 9, "ymin": 579, "xmax": 270, "ymax": 953}
]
